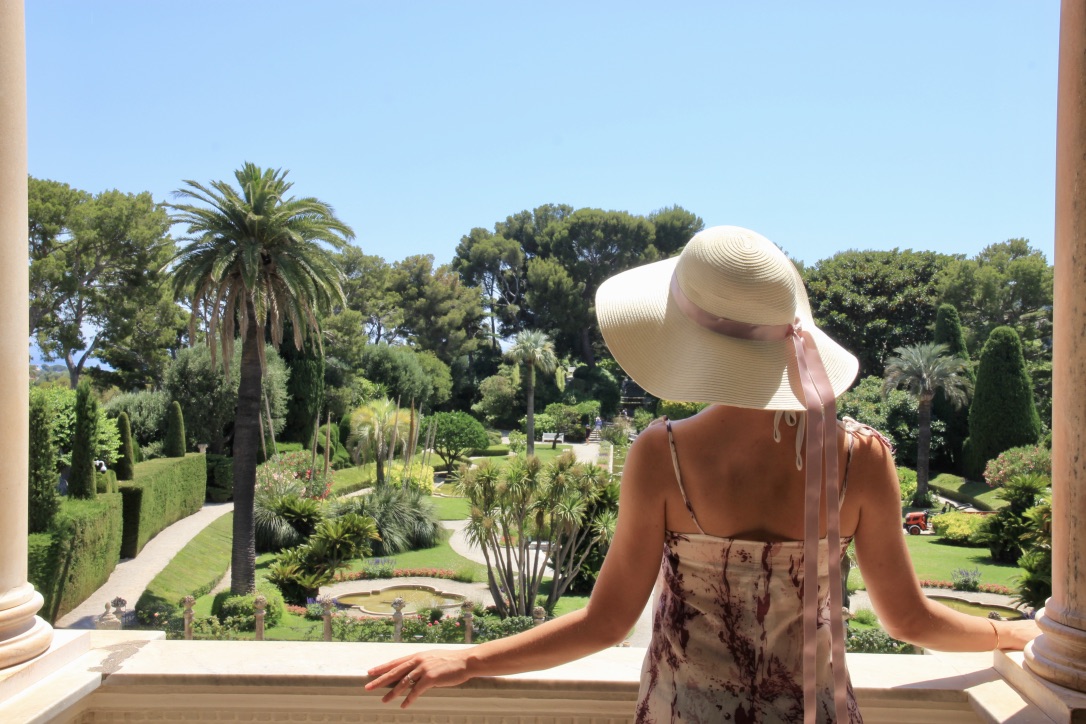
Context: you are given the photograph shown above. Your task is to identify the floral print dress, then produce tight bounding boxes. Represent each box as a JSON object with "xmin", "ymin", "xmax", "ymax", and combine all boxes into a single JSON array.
[{"xmin": 634, "ymin": 419, "xmax": 864, "ymax": 723}]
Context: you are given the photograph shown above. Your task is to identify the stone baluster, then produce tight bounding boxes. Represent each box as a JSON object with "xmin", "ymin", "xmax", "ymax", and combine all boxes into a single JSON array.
[
  {"xmin": 322, "ymin": 599, "xmax": 334, "ymax": 642},
  {"xmin": 182, "ymin": 596, "xmax": 195, "ymax": 641},
  {"xmin": 392, "ymin": 597, "xmax": 406, "ymax": 643},
  {"xmin": 533, "ymin": 606, "xmax": 546, "ymax": 628},
  {"xmin": 0, "ymin": 0, "xmax": 53, "ymax": 672},
  {"xmin": 111, "ymin": 597, "xmax": 126, "ymax": 629},
  {"xmin": 254, "ymin": 595, "xmax": 267, "ymax": 641},
  {"xmin": 96, "ymin": 602, "xmax": 120, "ymax": 631},
  {"xmin": 461, "ymin": 601, "xmax": 474, "ymax": 644},
  {"xmin": 1022, "ymin": 0, "xmax": 1086, "ymax": 698}
]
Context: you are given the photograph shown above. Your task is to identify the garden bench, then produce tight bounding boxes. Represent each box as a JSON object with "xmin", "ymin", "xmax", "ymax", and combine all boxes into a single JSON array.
[{"xmin": 541, "ymin": 432, "xmax": 564, "ymax": 443}]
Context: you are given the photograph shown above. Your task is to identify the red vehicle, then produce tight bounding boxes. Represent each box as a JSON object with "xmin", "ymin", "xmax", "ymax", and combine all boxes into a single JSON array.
[{"xmin": 903, "ymin": 511, "xmax": 930, "ymax": 535}]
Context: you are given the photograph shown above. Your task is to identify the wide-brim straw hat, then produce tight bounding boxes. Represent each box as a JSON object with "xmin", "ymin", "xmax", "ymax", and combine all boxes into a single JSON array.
[{"xmin": 596, "ymin": 225, "xmax": 859, "ymax": 410}]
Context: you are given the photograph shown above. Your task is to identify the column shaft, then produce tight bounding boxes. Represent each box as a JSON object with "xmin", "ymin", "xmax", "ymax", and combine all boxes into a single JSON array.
[
  {"xmin": 0, "ymin": 0, "xmax": 52, "ymax": 670},
  {"xmin": 1024, "ymin": 0, "xmax": 1086, "ymax": 694}
]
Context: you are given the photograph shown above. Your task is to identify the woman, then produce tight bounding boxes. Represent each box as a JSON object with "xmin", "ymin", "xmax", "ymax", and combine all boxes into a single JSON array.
[{"xmin": 366, "ymin": 226, "xmax": 1039, "ymax": 721}]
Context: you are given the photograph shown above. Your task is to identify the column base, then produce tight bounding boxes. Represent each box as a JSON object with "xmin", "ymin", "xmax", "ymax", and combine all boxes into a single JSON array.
[
  {"xmin": 1023, "ymin": 606, "xmax": 1086, "ymax": 694},
  {"xmin": 0, "ymin": 584, "xmax": 53, "ymax": 670},
  {"xmin": 997, "ymin": 649, "xmax": 1086, "ymax": 724}
]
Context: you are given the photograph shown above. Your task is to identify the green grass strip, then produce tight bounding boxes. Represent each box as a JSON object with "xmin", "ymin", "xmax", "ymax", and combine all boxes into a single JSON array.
[
  {"xmin": 929, "ymin": 473, "xmax": 1008, "ymax": 511},
  {"xmin": 429, "ymin": 495, "xmax": 471, "ymax": 520},
  {"xmin": 140, "ymin": 513, "xmax": 233, "ymax": 610}
]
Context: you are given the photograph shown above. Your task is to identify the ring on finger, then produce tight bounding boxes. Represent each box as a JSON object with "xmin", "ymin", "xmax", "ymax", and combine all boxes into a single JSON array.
[{"xmin": 402, "ymin": 674, "xmax": 417, "ymax": 688}]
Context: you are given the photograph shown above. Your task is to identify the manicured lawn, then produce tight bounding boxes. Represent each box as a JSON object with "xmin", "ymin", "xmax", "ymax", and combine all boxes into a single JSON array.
[
  {"xmin": 429, "ymin": 495, "xmax": 471, "ymax": 520},
  {"xmin": 330, "ymin": 466, "xmax": 371, "ymax": 495},
  {"xmin": 140, "ymin": 513, "xmax": 233, "ymax": 611},
  {"xmin": 476, "ymin": 446, "xmax": 576, "ymax": 468},
  {"xmin": 551, "ymin": 594, "xmax": 590, "ymax": 617},
  {"xmin": 850, "ymin": 534, "xmax": 1020, "ymax": 590},
  {"xmin": 929, "ymin": 473, "xmax": 1008, "ymax": 511},
  {"xmin": 342, "ymin": 530, "xmax": 488, "ymax": 582}
]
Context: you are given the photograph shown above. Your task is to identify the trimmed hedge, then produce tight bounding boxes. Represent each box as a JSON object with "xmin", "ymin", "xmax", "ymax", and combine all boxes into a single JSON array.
[
  {"xmin": 119, "ymin": 454, "xmax": 207, "ymax": 558},
  {"xmin": 205, "ymin": 454, "xmax": 234, "ymax": 502},
  {"xmin": 27, "ymin": 493, "xmax": 124, "ymax": 623},
  {"xmin": 212, "ymin": 582, "xmax": 285, "ymax": 630},
  {"xmin": 95, "ymin": 469, "xmax": 118, "ymax": 495}
]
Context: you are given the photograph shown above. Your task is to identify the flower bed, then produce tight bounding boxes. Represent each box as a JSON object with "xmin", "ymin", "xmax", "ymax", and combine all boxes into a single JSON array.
[
  {"xmin": 333, "ymin": 566, "xmax": 461, "ymax": 582},
  {"xmin": 917, "ymin": 579, "xmax": 1014, "ymax": 596}
]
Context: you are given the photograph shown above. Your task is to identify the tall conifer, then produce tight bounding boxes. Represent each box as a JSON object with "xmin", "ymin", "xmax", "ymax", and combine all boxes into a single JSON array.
[
  {"xmin": 116, "ymin": 411, "xmax": 136, "ymax": 480},
  {"xmin": 69, "ymin": 380, "xmax": 98, "ymax": 499},
  {"xmin": 932, "ymin": 304, "xmax": 973, "ymax": 473},
  {"xmin": 29, "ymin": 391, "xmax": 60, "ymax": 532},
  {"xmin": 165, "ymin": 400, "xmax": 186, "ymax": 457}
]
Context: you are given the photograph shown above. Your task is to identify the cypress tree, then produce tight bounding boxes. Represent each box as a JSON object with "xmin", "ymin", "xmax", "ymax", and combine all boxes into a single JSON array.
[
  {"xmin": 28, "ymin": 391, "xmax": 60, "ymax": 532},
  {"xmin": 116, "ymin": 411, "xmax": 136, "ymax": 480},
  {"xmin": 165, "ymin": 400, "xmax": 187, "ymax": 457},
  {"xmin": 964, "ymin": 327, "xmax": 1041, "ymax": 479},
  {"xmin": 280, "ymin": 333, "xmax": 324, "ymax": 444},
  {"xmin": 69, "ymin": 380, "xmax": 98, "ymax": 499},
  {"xmin": 932, "ymin": 304, "xmax": 974, "ymax": 473}
]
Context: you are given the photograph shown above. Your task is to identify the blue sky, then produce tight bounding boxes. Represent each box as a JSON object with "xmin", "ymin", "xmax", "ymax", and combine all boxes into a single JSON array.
[{"xmin": 26, "ymin": 2, "xmax": 1059, "ymax": 267}]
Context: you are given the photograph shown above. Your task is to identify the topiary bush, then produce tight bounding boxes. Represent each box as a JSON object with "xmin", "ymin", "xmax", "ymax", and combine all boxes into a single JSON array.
[
  {"xmin": 164, "ymin": 400, "xmax": 186, "ymax": 457},
  {"xmin": 115, "ymin": 411, "xmax": 136, "ymax": 481},
  {"xmin": 896, "ymin": 468, "xmax": 918, "ymax": 506},
  {"xmin": 69, "ymin": 380, "xmax": 99, "ymax": 499},
  {"xmin": 931, "ymin": 303, "xmax": 974, "ymax": 474},
  {"xmin": 964, "ymin": 327, "xmax": 1041, "ymax": 479},
  {"xmin": 29, "ymin": 391, "xmax": 60, "ymax": 533},
  {"xmin": 657, "ymin": 400, "xmax": 708, "ymax": 421}
]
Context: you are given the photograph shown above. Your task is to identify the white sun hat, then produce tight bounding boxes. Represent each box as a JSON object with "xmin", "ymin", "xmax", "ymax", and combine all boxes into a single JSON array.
[{"xmin": 595, "ymin": 225, "xmax": 858, "ymax": 410}]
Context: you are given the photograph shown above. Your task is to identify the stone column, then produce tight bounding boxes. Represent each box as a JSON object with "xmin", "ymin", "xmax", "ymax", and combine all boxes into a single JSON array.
[
  {"xmin": 1024, "ymin": 0, "xmax": 1086, "ymax": 694},
  {"xmin": 0, "ymin": 0, "xmax": 53, "ymax": 671}
]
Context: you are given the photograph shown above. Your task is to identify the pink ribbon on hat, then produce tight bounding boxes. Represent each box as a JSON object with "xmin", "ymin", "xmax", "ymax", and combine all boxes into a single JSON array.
[{"xmin": 671, "ymin": 274, "xmax": 849, "ymax": 724}]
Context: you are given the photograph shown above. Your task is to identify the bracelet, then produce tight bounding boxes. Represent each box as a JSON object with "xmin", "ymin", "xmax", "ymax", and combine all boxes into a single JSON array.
[{"xmin": 988, "ymin": 618, "xmax": 1002, "ymax": 650}]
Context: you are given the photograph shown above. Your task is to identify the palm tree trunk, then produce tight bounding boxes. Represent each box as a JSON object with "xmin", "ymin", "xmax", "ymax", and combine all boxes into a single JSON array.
[
  {"xmin": 525, "ymin": 366, "xmax": 536, "ymax": 457},
  {"xmin": 914, "ymin": 395, "xmax": 934, "ymax": 507},
  {"xmin": 230, "ymin": 303, "xmax": 263, "ymax": 594}
]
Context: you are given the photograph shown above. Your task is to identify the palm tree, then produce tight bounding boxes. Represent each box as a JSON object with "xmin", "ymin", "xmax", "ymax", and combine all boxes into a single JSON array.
[
  {"xmin": 166, "ymin": 163, "xmax": 353, "ymax": 594},
  {"xmin": 883, "ymin": 342, "xmax": 973, "ymax": 507},
  {"xmin": 506, "ymin": 330, "xmax": 557, "ymax": 456},
  {"xmin": 346, "ymin": 397, "xmax": 407, "ymax": 486}
]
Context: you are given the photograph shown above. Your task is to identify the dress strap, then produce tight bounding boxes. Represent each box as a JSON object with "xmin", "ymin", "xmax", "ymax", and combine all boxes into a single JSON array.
[{"xmin": 664, "ymin": 417, "xmax": 706, "ymax": 535}]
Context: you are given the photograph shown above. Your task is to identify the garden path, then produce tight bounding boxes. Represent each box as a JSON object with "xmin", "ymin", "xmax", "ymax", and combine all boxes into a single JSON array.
[{"xmin": 55, "ymin": 501, "xmax": 234, "ymax": 629}]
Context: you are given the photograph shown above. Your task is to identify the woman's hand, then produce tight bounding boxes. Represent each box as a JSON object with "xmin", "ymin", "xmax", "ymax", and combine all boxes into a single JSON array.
[
  {"xmin": 996, "ymin": 619, "xmax": 1042, "ymax": 651},
  {"xmin": 365, "ymin": 649, "xmax": 474, "ymax": 708}
]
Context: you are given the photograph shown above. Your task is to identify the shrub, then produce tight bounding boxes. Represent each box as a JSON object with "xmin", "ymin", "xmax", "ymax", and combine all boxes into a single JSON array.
[
  {"xmin": 213, "ymin": 582, "xmax": 285, "ymax": 630},
  {"xmin": 119, "ymin": 454, "xmax": 207, "ymax": 557},
  {"xmin": 28, "ymin": 392, "xmax": 59, "ymax": 533},
  {"xmin": 507, "ymin": 430, "xmax": 526, "ymax": 455},
  {"xmin": 27, "ymin": 494, "xmax": 124, "ymax": 623},
  {"xmin": 314, "ymin": 423, "xmax": 352, "ymax": 470},
  {"xmin": 257, "ymin": 450, "xmax": 335, "ymax": 501},
  {"xmin": 165, "ymin": 401, "xmax": 186, "ymax": 457},
  {"xmin": 850, "ymin": 608, "xmax": 878, "ymax": 627},
  {"xmin": 930, "ymin": 511, "xmax": 987, "ymax": 546},
  {"xmin": 896, "ymin": 468, "xmax": 917, "ymax": 506},
  {"xmin": 471, "ymin": 373, "xmax": 520, "ymax": 428},
  {"xmin": 984, "ymin": 445, "xmax": 1051, "ymax": 488},
  {"xmin": 964, "ymin": 327, "xmax": 1042, "ymax": 479},
  {"xmin": 115, "ymin": 411, "xmax": 136, "ymax": 481},
  {"xmin": 951, "ymin": 567, "xmax": 982, "ymax": 592},
  {"xmin": 979, "ymin": 474, "xmax": 1050, "ymax": 564},
  {"xmin": 103, "ymin": 390, "xmax": 168, "ymax": 449},
  {"xmin": 334, "ymin": 486, "xmax": 441, "ymax": 556},
  {"xmin": 657, "ymin": 400, "xmax": 708, "ymax": 420},
  {"xmin": 69, "ymin": 381, "xmax": 98, "ymax": 499},
  {"xmin": 95, "ymin": 469, "xmax": 118, "ymax": 494},
  {"xmin": 632, "ymin": 408, "xmax": 655, "ymax": 433},
  {"xmin": 845, "ymin": 627, "xmax": 915, "ymax": 654}
]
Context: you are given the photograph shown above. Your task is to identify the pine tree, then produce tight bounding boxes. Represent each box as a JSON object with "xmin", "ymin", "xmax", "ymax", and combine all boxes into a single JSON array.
[
  {"xmin": 116, "ymin": 411, "xmax": 136, "ymax": 480},
  {"xmin": 29, "ymin": 391, "xmax": 60, "ymax": 532},
  {"xmin": 165, "ymin": 400, "xmax": 186, "ymax": 457},
  {"xmin": 69, "ymin": 380, "xmax": 98, "ymax": 499},
  {"xmin": 964, "ymin": 327, "xmax": 1041, "ymax": 479},
  {"xmin": 932, "ymin": 304, "xmax": 974, "ymax": 473}
]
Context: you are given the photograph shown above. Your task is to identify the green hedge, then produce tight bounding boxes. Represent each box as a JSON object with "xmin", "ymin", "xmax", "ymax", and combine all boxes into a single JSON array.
[
  {"xmin": 27, "ymin": 493, "xmax": 124, "ymax": 623},
  {"xmin": 211, "ymin": 582, "xmax": 285, "ymax": 630},
  {"xmin": 95, "ymin": 469, "xmax": 118, "ymax": 495},
  {"xmin": 205, "ymin": 454, "xmax": 233, "ymax": 503},
  {"xmin": 119, "ymin": 454, "xmax": 207, "ymax": 558}
]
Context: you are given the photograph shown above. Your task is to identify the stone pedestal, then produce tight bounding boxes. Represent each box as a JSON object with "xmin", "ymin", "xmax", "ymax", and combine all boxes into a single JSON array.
[{"xmin": 0, "ymin": 0, "xmax": 52, "ymax": 673}]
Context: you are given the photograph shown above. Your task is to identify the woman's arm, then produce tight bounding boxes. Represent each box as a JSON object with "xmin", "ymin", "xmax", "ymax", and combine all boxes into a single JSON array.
[
  {"xmin": 365, "ymin": 428, "xmax": 669, "ymax": 708},
  {"xmin": 852, "ymin": 436, "xmax": 1039, "ymax": 651}
]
